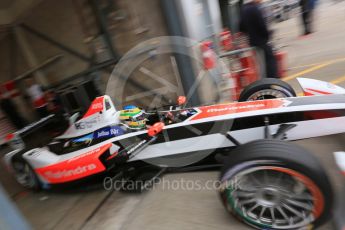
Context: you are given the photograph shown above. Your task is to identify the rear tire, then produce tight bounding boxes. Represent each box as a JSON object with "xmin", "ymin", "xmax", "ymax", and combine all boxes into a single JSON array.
[
  {"xmin": 219, "ymin": 140, "xmax": 332, "ymax": 229},
  {"xmin": 239, "ymin": 78, "xmax": 296, "ymax": 102}
]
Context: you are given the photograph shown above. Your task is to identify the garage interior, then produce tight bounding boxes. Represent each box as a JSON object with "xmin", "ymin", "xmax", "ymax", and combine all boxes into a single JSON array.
[{"xmin": 0, "ymin": 0, "xmax": 345, "ymax": 229}]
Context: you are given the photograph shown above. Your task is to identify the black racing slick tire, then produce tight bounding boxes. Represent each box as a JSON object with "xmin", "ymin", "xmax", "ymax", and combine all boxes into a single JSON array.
[
  {"xmin": 238, "ymin": 78, "xmax": 296, "ymax": 102},
  {"xmin": 219, "ymin": 140, "xmax": 332, "ymax": 230}
]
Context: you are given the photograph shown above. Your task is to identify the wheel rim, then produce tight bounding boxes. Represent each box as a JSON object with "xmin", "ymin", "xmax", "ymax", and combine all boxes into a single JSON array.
[
  {"xmin": 223, "ymin": 166, "xmax": 324, "ymax": 229},
  {"xmin": 13, "ymin": 162, "xmax": 37, "ymax": 188},
  {"xmin": 247, "ymin": 88, "xmax": 292, "ymax": 101}
]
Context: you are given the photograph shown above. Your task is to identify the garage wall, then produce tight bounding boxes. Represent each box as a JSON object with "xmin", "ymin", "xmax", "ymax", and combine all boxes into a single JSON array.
[
  {"xmin": 0, "ymin": 1, "xmax": 90, "ymax": 85},
  {"xmin": 0, "ymin": 0, "xmax": 183, "ymax": 121},
  {"xmin": 111, "ymin": 0, "xmax": 170, "ymax": 53},
  {"xmin": 0, "ymin": 0, "xmax": 227, "ymax": 124},
  {"xmin": 103, "ymin": 0, "xmax": 183, "ymax": 108},
  {"xmin": 19, "ymin": 0, "xmax": 90, "ymax": 85},
  {"xmin": 0, "ymin": 0, "xmax": 174, "ymax": 84},
  {"xmin": 0, "ymin": 35, "xmax": 16, "ymax": 82}
]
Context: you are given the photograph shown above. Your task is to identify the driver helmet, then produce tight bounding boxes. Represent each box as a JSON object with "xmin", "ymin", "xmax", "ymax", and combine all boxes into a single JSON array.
[{"xmin": 119, "ymin": 105, "xmax": 146, "ymax": 129}]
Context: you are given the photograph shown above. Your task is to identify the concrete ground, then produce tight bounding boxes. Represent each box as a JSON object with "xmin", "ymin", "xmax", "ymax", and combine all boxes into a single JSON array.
[
  {"xmin": 274, "ymin": 0, "xmax": 345, "ymax": 90},
  {"xmin": 1, "ymin": 1, "xmax": 345, "ymax": 229}
]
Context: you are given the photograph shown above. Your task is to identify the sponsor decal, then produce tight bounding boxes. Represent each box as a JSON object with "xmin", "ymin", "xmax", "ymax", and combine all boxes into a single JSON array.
[
  {"xmin": 94, "ymin": 126, "xmax": 124, "ymax": 138},
  {"xmin": 82, "ymin": 96, "xmax": 104, "ymax": 118},
  {"xmin": 191, "ymin": 99, "xmax": 286, "ymax": 121},
  {"xmin": 43, "ymin": 164, "xmax": 97, "ymax": 179},
  {"xmin": 75, "ymin": 116, "xmax": 100, "ymax": 130},
  {"xmin": 36, "ymin": 143, "xmax": 112, "ymax": 184}
]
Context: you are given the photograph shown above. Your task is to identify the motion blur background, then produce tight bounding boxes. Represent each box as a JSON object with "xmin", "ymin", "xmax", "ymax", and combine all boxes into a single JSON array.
[
  {"xmin": 0, "ymin": 0, "xmax": 341, "ymax": 128},
  {"xmin": 0, "ymin": 0, "xmax": 345, "ymax": 229}
]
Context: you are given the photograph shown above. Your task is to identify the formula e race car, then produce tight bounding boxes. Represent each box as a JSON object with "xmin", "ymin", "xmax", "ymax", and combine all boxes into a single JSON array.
[{"xmin": 4, "ymin": 77, "xmax": 345, "ymax": 229}]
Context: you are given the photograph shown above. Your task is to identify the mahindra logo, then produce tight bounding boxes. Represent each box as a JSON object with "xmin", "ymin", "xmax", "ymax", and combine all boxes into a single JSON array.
[{"xmin": 44, "ymin": 164, "xmax": 97, "ymax": 179}]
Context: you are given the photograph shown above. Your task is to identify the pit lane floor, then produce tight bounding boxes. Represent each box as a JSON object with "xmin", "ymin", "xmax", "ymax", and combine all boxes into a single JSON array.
[
  {"xmin": 1, "ymin": 1, "xmax": 345, "ymax": 229},
  {"xmin": 275, "ymin": 0, "xmax": 345, "ymax": 91},
  {"xmin": 0, "ymin": 135, "xmax": 343, "ymax": 230},
  {"xmin": 83, "ymin": 135, "xmax": 345, "ymax": 230}
]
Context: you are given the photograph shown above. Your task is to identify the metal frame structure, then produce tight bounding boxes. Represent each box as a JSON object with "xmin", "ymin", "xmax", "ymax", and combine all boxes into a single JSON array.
[{"xmin": 160, "ymin": 0, "xmax": 201, "ymax": 107}]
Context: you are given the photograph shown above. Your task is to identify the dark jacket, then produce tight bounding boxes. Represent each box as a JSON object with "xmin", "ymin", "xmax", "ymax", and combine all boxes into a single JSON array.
[
  {"xmin": 239, "ymin": 2, "xmax": 270, "ymax": 47},
  {"xmin": 0, "ymin": 98, "xmax": 26, "ymax": 129},
  {"xmin": 300, "ymin": 0, "xmax": 317, "ymax": 11},
  {"xmin": 300, "ymin": 0, "xmax": 309, "ymax": 11}
]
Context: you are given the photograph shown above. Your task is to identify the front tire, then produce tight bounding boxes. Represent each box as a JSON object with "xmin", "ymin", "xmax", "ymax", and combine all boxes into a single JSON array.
[
  {"xmin": 219, "ymin": 140, "xmax": 332, "ymax": 229},
  {"xmin": 12, "ymin": 160, "xmax": 41, "ymax": 190},
  {"xmin": 239, "ymin": 78, "xmax": 296, "ymax": 102}
]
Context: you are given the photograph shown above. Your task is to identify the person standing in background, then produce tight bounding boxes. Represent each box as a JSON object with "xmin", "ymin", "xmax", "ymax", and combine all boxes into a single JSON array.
[
  {"xmin": 25, "ymin": 77, "xmax": 48, "ymax": 119},
  {"xmin": 239, "ymin": 0, "xmax": 278, "ymax": 78},
  {"xmin": 45, "ymin": 90, "xmax": 63, "ymax": 115},
  {"xmin": 308, "ymin": 0, "xmax": 318, "ymax": 33},
  {"xmin": 300, "ymin": 0, "xmax": 317, "ymax": 35},
  {"xmin": 0, "ymin": 86, "xmax": 27, "ymax": 129}
]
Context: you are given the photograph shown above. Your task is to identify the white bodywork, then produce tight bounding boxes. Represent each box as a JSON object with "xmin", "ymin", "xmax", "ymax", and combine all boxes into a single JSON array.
[
  {"xmin": 334, "ymin": 152, "xmax": 345, "ymax": 174},
  {"xmin": 19, "ymin": 98, "xmax": 345, "ymax": 167},
  {"xmin": 4, "ymin": 78, "xmax": 345, "ymax": 185},
  {"xmin": 59, "ymin": 95, "xmax": 120, "ymax": 139},
  {"xmin": 297, "ymin": 78, "xmax": 345, "ymax": 96}
]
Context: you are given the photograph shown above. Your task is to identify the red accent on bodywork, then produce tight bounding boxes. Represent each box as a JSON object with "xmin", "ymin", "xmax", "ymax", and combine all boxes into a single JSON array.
[
  {"xmin": 304, "ymin": 111, "xmax": 338, "ymax": 120},
  {"xmin": 191, "ymin": 99, "xmax": 285, "ymax": 121},
  {"xmin": 82, "ymin": 96, "xmax": 104, "ymax": 118},
  {"xmin": 305, "ymin": 88, "xmax": 332, "ymax": 96},
  {"xmin": 148, "ymin": 122, "xmax": 165, "ymax": 137},
  {"xmin": 106, "ymin": 152, "xmax": 119, "ymax": 161},
  {"xmin": 304, "ymin": 91, "xmax": 314, "ymax": 96},
  {"xmin": 35, "ymin": 143, "xmax": 111, "ymax": 184}
]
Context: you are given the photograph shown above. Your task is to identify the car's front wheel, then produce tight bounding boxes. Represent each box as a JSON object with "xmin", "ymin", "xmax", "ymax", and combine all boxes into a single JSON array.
[{"xmin": 12, "ymin": 160, "xmax": 41, "ymax": 190}]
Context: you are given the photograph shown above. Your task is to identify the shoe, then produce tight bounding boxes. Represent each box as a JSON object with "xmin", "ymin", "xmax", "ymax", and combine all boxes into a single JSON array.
[{"xmin": 298, "ymin": 34, "xmax": 311, "ymax": 39}]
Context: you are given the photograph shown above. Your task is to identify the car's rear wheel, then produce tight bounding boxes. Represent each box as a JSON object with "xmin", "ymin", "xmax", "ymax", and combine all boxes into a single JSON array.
[
  {"xmin": 12, "ymin": 160, "xmax": 41, "ymax": 190},
  {"xmin": 239, "ymin": 78, "xmax": 296, "ymax": 102},
  {"xmin": 219, "ymin": 140, "xmax": 332, "ymax": 229}
]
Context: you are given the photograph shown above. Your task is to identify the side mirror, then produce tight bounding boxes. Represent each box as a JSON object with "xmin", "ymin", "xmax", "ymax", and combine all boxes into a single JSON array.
[
  {"xmin": 147, "ymin": 122, "xmax": 164, "ymax": 137},
  {"xmin": 177, "ymin": 96, "xmax": 186, "ymax": 106}
]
